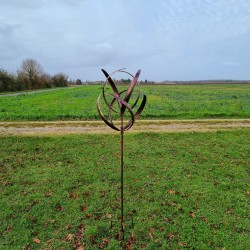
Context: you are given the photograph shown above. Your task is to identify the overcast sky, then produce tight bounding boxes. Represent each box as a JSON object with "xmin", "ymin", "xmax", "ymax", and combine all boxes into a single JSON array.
[{"xmin": 1, "ymin": 0, "xmax": 250, "ymax": 81}]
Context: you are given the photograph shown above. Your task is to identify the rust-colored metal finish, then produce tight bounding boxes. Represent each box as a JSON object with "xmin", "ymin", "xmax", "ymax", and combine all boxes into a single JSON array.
[{"xmin": 97, "ymin": 68, "xmax": 147, "ymax": 242}]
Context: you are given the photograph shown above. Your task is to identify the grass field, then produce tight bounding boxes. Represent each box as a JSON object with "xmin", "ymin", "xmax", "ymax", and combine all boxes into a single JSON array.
[
  {"xmin": 1, "ymin": 130, "xmax": 249, "ymax": 249},
  {"xmin": 0, "ymin": 84, "xmax": 249, "ymax": 121}
]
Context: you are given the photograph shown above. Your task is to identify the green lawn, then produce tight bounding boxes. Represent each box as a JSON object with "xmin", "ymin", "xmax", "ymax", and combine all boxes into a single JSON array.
[
  {"xmin": 1, "ymin": 130, "xmax": 249, "ymax": 249},
  {"xmin": 0, "ymin": 84, "xmax": 249, "ymax": 121}
]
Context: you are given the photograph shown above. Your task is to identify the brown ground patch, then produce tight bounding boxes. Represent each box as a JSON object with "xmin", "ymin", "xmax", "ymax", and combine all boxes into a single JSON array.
[{"xmin": 0, "ymin": 119, "xmax": 249, "ymax": 136}]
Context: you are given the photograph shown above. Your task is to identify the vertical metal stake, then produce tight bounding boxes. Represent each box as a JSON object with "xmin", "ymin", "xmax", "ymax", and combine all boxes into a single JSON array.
[{"xmin": 120, "ymin": 112, "xmax": 124, "ymax": 241}]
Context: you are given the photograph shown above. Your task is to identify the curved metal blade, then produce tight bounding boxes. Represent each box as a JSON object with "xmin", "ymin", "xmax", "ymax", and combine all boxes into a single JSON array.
[
  {"xmin": 134, "ymin": 93, "xmax": 147, "ymax": 120},
  {"xmin": 124, "ymin": 94, "xmax": 146, "ymax": 130},
  {"xmin": 97, "ymin": 94, "xmax": 120, "ymax": 131},
  {"xmin": 102, "ymin": 86, "xmax": 118, "ymax": 113},
  {"xmin": 109, "ymin": 93, "xmax": 135, "ymax": 131},
  {"xmin": 101, "ymin": 69, "xmax": 119, "ymax": 97},
  {"xmin": 121, "ymin": 69, "xmax": 141, "ymax": 113}
]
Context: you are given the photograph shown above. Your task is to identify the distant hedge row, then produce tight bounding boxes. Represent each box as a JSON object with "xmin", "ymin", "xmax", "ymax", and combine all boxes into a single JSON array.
[
  {"xmin": 0, "ymin": 69, "xmax": 69, "ymax": 92},
  {"xmin": 0, "ymin": 59, "xmax": 69, "ymax": 92}
]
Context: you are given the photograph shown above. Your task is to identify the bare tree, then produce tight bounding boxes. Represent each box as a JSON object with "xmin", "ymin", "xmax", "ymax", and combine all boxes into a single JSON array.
[
  {"xmin": 20, "ymin": 59, "xmax": 44, "ymax": 88},
  {"xmin": 21, "ymin": 58, "xmax": 43, "ymax": 77}
]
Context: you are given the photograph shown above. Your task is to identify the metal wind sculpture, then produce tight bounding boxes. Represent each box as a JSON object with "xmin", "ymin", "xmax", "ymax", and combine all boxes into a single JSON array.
[{"xmin": 97, "ymin": 68, "xmax": 147, "ymax": 240}]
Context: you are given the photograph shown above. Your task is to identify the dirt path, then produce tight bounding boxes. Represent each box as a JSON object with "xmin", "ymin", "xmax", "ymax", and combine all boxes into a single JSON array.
[{"xmin": 0, "ymin": 119, "xmax": 249, "ymax": 135}]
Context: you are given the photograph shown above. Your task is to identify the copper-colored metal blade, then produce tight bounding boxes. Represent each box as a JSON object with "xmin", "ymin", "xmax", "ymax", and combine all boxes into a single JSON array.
[
  {"xmin": 118, "ymin": 69, "xmax": 134, "ymax": 79},
  {"xmin": 101, "ymin": 69, "xmax": 119, "ymax": 96},
  {"xmin": 123, "ymin": 94, "xmax": 146, "ymax": 130},
  {"xmin": 134, "ymin": 93, "xmax": 147, "ymax": 120},
  {"xmin": 130, "ymin": 86, "xmax": 140, "ymax": 109},
  {"xmin": 103, "ymin": 87, "xmax": 118, "ymax": 113},
  {"xmin": 97, "ymin": 94, "xmax": 120, "ymax": 131},
  {"xmin": 121, "ymin": 69, "xmax": 141, "ymax": 113},
  {"xmin": 109, "ymin": 93, "xmax": 135, "ymax": 130}
]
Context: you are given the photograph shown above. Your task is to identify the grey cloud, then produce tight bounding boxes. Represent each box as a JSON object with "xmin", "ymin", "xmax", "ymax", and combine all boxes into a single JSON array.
[
  {"xmin": 0, "ymin": 22, "xmax": 24, "ymax": 60},
  {"xmin": 77, "ymin": 43, "xmax": 117, "ymax": 67},
  {"xmin": 1, "ymin": 0, "xmax": 250, "ymax": 80},
  {"xmin": 53, "ymin": 0, "xmax": 89, "ymax": 6},
  {"xmin": 42, "ymin": 42, "xmax": 117, "ymax": 73},
  {"xmin": 0, "ymin": 23, "xmax": 20, "ymax": 36},
  {"xmin": 221, "ymin": 62, "xmax": 239, "ymax": 66},
  {"xmin": 0, "ymin": 0, "xmax": 45, "ymax": 9}
]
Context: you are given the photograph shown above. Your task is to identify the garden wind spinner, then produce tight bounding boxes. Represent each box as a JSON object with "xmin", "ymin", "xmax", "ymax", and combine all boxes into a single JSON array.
[{"xmin": 97, "ymin": 68, "xmax": 147, "ymax": 241}]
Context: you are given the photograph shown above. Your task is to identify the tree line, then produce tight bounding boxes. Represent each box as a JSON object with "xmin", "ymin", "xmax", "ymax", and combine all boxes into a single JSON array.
[{"xmin": 0, "ymin": 59, "xmax": 69, "ymax": 92}]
